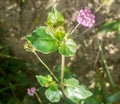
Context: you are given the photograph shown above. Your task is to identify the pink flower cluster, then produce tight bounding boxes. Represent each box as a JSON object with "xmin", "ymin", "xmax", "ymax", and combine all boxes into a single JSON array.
[
  {"xmin": 76, "ymin": 8, "xmax": 95, "ymax": 28},
  {"xmin": 27, "ymin": 87, "xmax": 36, "ymax": 96}
]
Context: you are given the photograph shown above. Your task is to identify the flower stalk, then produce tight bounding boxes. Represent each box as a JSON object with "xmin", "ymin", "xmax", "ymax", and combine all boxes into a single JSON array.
[{"xmin": 70, "ymin": 23, "xmax": 80, "ymax": 36}]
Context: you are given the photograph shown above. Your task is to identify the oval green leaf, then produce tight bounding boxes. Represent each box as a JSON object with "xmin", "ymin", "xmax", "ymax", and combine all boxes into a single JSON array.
[
  {"xmin": 26, "ymin": 26, "xmax": 58, "ymax": 54},
  {"xmin": 45, "ymin": 88, "xmax": 63, "ymax": 103},
  {"xmin": 64, "ymin": 78, "xmax": 92, "ymax": 103},
  {"xmin": 64, "ymin": 78, "xmax": 79, "ymax": 87}
]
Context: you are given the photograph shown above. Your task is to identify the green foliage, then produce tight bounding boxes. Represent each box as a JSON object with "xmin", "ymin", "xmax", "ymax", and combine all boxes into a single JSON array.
[
  {"xmin": 45, "ymin": 88, "xmax": 62, "ymax": 102},
  {"xmin": 36, "ymin": 75, "xmax": 53, "ymax": 87},
  {"xmin": 36, "ymin": 75, "xmax": 93, "ymax": 103},
  {"xmin": 64, "ymin": 78, "xmax": 79, "ymax": 86},
  {"xmin": 64, "ymin": 78, "xmax": 92, "ymax": 103},
  {"xmin": 99, "ymin": 19, "xmax": 120, "ymax": 40},
  {"xmin": 0, "ymin": 57, "xmax": 30, "ymax": 104},
  {"xmin": 49, "ymin": 81, "xmax": 58, "ymax": 91},
  {"xmin": 99, "ymin": 19, "xmax": 120, "ymax": 33},
  {"xmin": 83, "ymin": 72, "xmax": 120, "ymax": 104},
  {"xmin": 84, "ymin": 96, "xmax": 102, "ymax": 104},
  {"xmin": 36, "ymin": 75, "xmax": 63, "ymax": 103},
  {"xmin": 26, "ymin": 26, "xmax": 58, "ymax": 54},
  {"xmin": 107, "ymin": 91, "xmax": 120, "ymax": 103},
  {"xmin": 46, "ymin": 7, "xmax": 64, "ymax": 27},
  {"xmin": 59, "ymin": 39, "xmax": 77, "ymax": 56},
  {"xmin": 53, "ymin": 26, "xmax": 66, "ymax": 41},
  {"xmin": 25, "ymin": 7, "xmax": 77, "ymax": 56}
]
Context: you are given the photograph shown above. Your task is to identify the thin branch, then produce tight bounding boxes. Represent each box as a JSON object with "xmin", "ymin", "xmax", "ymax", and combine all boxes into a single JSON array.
[
  {"xmin": 93, "ymin": 42, "xmax": 100, "ymax": 69},
  {"xmin": 61, "ymin": 55, "xmax": 65, "ymax": 87},
  {"xmin": 33, "ymin": 51, "xmax": 59, "ymax": 83}
]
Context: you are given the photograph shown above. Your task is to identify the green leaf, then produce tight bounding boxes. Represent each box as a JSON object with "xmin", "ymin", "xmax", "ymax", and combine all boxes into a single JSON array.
[
  {"xmin": 64, "ymin": 78, "xmax": 79, "ymax": 87},
  {"xmin": 99, "ymin": 19, "xmax": 120, "ymax": 33},
  {"xmin": 47, "ymin": 7, "xmax": 64, "ymax": 27},
  {"xmin": 64, "ymin": 78, "xmax": 92, "ymax": 103},
  {"xmin": 59, "ymin": 39, "xmax": 77, "ymax": 56},
  {"xmin": 117, "ymin": 23, "xmax": 120, "ymax": 41},
  {"xmin": 26, "ymin": 26, "xmax": 58, "ymax": 54},
  {"xmin": 54, "ymin": 26, "xmax": 66, "ymax": 41},
  {"xmin": 36, "ymin": 75, "xmax": 53, "ymax": 87},
  {"xmin": 45, "ymin": 88, "xmax": 63, "ymax": 102},
  {"xmin": 49, "ymin": 81, "xmax": 58, "ymax": 91},
  {"xmin": 107, "ymin": 91, "xmax": 120, "ymax": 103}
]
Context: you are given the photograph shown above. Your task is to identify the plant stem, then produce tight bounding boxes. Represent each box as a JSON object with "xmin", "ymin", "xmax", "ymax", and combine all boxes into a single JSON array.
[
  {"xmin": 35, "ymin": 92, "xmax": 43, "ymax": 104},
  {"xmin": 33, "ymin": 51, "xmax": 59, "ymax": 83},
  {"xmin": 70, "ymin": 23, "xmax": 80, "ymax": 36},
  {"xmin": 98, "ymin": 41, "xmax": 115, "ymax": 88},
  {"xmin": 61, "ymin": 55, "xmax": 65, "ymax": 89},
  {"xmin": 95, "ymin": 3, "xmax": 105, "ymax": 13},
  {"xmin": 93, "ymin": 47, "xmax": 100, "ymax": 69}
]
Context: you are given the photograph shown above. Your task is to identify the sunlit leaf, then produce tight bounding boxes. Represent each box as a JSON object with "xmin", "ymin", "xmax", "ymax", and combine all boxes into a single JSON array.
[
  {"xmin": 36, "ymin": 75, "xmax": 53, "ymax": 87},
  {"xmin": 26, "ymin": 26, "xmax": 58, "ymax": 54},
  {"xmin": 59, "ymin": 39, "xmax": 77, "ymax": 56},
  {"xmin": 64, "ymin": 78, "xmax": 79, "ymax": 87},
  {"xmin": 45, "ymin": 88, "xmax": 62, "ymax": 102},
  {"xmin": 64, "ymin": 78, "xmax": 92, "ymax": 103}
]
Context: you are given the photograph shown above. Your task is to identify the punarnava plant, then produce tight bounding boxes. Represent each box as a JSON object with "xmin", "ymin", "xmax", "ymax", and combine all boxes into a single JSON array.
[{"xmin": 24, "ymin": 7, "xmax": 95, "ymax": 104}]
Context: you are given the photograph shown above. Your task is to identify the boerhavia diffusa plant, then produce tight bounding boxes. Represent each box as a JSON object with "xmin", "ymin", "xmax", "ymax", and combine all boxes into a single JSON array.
[{"xmin": 25, "ymin": 7, "xmax": 95, "ymax": 104}]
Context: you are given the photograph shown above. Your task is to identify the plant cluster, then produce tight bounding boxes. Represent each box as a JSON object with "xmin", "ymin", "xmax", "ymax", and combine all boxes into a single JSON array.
[
  {"xmin": 25, "ymin": 7, "xmax": 95, "ymax": 104},
  {"xmin": 25, "ymin": 7, "xmax": 120, "ymax": 104}
]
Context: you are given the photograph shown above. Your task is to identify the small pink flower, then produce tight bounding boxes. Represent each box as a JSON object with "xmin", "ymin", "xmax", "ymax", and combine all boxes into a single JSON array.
[
  {"xmin": 76, "ymin": 8, "xmax": 95, "ymax": 28},
  {"xmin": 27, "ymin": 87, "xmax": 36, "ymax": 96}
]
